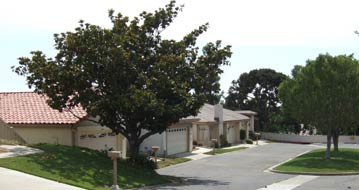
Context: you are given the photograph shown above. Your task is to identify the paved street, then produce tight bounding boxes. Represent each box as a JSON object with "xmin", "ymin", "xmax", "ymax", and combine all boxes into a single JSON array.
[{"xmin": 140, "ymin": 143, "xmax": 359, "ymax": 190}]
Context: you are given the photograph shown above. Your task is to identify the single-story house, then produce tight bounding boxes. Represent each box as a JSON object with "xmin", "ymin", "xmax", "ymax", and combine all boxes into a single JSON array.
[
  {"xmin": 0, "ymin": 92, "xmax": 127, "ymax": 158},
  {"xmin": 140, "ymin": 104, "xmax": 253, "ymax": 155},
  {"xmin": 235, "ymin": 110, "xmax": 257, "ymax": 132}
]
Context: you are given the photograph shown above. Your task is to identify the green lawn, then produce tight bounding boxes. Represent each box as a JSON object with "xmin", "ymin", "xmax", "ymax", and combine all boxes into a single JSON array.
[
  {"xmin": 157, "ymin": 157, "xmax": 191, "ymax": 168},
  {"xmin": 0, "ymin": 144, "xmax": 174, "ymax": 189},
  {"xmin": 274, "ymin": 148, "xmax": 359, "ymax": 173},
  {"xmin": 204, "ymin": 147, "xmax": 248, "ymax": 155}
]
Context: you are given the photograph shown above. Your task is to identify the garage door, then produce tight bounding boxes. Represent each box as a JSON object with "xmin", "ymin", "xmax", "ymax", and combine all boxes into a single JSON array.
[
  {"xmin": 167, "ymin": 127, "xmax": 188, "ymax": 155},
  {"xmin": 227, "ymin": 126, "xmax": 237, "ymax": 144},
  {"xmin": 78, "ymin": 132, "xmax": 117, "ymax": 151}
]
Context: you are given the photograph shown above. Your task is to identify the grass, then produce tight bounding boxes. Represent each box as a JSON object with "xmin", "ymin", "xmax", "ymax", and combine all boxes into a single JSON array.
[
  {"xmin": 157, "ymin": 157, "xmax": 191, "ymax": 169},
  {"xmin": 0, "ymin": 144, "xmax": 175, "ymax": 189},
  {"xmin": 204, "ymin": 147, "xmax": 248, "ymax": 155},
  {"xmin": 275, "ymin": 148, "xmax": 359, "ymax": 173}
]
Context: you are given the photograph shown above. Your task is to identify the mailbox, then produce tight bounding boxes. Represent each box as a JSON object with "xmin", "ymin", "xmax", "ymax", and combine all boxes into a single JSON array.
[{"xmin": 108, "ymin": 151, "xmax": 122, "ymax": 159}]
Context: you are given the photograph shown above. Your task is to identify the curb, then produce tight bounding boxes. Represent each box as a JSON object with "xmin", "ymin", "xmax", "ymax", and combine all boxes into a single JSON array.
[{"xmin": 270, "ymin": 169, "xmax": 359, "ymax": 176}]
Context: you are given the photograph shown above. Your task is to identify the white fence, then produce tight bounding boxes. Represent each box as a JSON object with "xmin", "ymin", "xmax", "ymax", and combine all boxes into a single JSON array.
[{"xmin": 261, "ymin": 132, "xmax": 359, "ymax": 144}]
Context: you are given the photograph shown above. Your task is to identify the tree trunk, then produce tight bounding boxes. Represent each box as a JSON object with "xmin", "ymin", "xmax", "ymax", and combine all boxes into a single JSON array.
[
  {"xmin": 325, "ymin": 129, "xmax": 332, "ymax": 159},
  {"xmin": 128, "ymin": 139, "xmax": 140, "ymax": 159},
  {"xmin": 332, "ymin": 129, "xmax": 339, "ymax": 152}
]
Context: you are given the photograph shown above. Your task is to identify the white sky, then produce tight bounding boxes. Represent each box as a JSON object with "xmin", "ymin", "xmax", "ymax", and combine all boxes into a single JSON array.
[{"xmin": 1, "ymin": 0, "xmax": 359, "ymax": 93}]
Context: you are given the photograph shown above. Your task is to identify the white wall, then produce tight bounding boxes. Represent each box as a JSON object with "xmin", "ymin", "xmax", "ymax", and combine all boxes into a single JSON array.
[
  {"xmin": 262, "ymin": 132, "xmax": 359, "ymax": 144},
  {"xmin": 140, "ymin": 132, "xmax": 164, "ymax": 155},
  {"xmin": 14, "ymin": 127, "xmax": 73, "ymax": 146}
]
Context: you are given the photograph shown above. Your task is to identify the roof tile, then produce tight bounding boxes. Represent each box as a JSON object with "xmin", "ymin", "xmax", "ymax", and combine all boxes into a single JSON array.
[{"xmin": 0, "ymin": 92, "xmax": 87, "ymax": 125}]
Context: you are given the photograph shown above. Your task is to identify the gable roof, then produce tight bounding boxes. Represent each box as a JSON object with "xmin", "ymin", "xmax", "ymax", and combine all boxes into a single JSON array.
[
  {"xmin": 184, "ymin": 103, "xmax": 249, "ymax": 122},
  {"xmin": 235, "ymin": 110, "xmax": 258, "ymax": 116},
  {"xmin": 0, "ymin": 92, "xmax": 87, "ymax": 125}
]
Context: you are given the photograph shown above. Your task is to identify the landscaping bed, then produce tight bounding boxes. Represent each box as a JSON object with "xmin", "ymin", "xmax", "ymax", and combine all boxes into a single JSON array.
[
  {"xmin": 204, "ymin": 147, "xmax": 248, "ymax": 155},
  {"xmin": 274, "ymin": 148, "xmax": 359, "ymax": 175},
  {"xmin": 157, "ymin": 157, "xmax": 191, "ymax": 169},
  {"xmin": 0, "ymin": 144, "xmax": 176, "ymax": 189}
]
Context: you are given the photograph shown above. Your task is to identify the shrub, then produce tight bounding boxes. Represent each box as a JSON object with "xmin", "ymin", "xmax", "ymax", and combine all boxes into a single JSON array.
[
  {"xmin": 219, "ymin": 134, "xmax": 231, "ymax": 147},
  {"xmin": 128, "ymin": 154, "xmax": 157, "ymax": 169},
  {"xmin": 246, "ymin": 139, "xmax": 253, "ymax": 144},
  {"xmin": 240, "ymin": 129, "xmax": 246, "ymax": 140},
  {"xmin": 248, "ymin": 131, "xmax": 261, "ymax": 141}
]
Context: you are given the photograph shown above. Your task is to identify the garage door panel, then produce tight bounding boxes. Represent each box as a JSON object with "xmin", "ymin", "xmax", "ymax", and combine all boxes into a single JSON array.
[
  {"xmin": 167, "ymin": 127, "xmax": 187, "ymax": 155},
  {"xmin": 78, "ymin": 132, "xmax": 116, "ymax": 151}
]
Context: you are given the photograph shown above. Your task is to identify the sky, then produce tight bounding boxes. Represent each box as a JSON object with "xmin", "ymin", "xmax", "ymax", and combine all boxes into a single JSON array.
[{"xmin": 1, "ymin": 0, "xmax": 359, "ymax": 93}]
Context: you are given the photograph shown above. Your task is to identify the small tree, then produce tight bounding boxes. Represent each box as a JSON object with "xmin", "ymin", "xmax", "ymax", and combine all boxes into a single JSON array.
[
  {"xmin": 279, "ymin": 54, "xmax": 359, "ymax": 159},
  {"xmin": 13, "ymin": 1, "xmax": 232, "ymax": 158}
]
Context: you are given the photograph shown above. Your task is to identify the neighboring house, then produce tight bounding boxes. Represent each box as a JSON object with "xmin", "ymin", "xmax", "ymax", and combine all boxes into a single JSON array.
[
  {"xmin": 235, "ymin": 110, "xmax": 257, "ymax": 132},
  {"xmin": 0, "ymin": 92, "xmax": 126, "ymax": 158},
  {"xmin": 189, "ymin": 104, "xmax": 251, "ymax": 146},
  {"xmin": 140, "ymin": 103, "xmax": 253, "ymax": 156}
]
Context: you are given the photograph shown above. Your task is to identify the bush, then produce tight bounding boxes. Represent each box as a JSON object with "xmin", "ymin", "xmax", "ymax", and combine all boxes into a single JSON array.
[
  {"xmin": 240, "ymin": 129, "xmax": 246, "ymax": 140},
  {"xmin": 128, "ymin": 154, "xmax": 157, "ymax": 169},
  {"xmin": 248, "ymin": 131, "xmax": 261, "ymax": 141},
  {"xmin": 219, "ymin": 134, "xmax": 231, "ymax": 147},
  {"xmin": 246, "ymin": 139, "xmax": 253, "ymax": 144}
]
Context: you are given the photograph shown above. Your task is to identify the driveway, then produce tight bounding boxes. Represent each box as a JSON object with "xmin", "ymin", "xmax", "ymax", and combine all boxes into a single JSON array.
[
  {"xmin": 0, "ymin": 167, "xmax": 84, "ymax": 190},
  {"xmin": 140, "ymin": 143, "xmax": 359, "ymax": 190}
]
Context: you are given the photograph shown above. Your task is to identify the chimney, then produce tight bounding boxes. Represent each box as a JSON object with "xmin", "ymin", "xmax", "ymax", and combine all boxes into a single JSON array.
[{"xmin": 214, "ymin": 104, "xmax": 223, "ymax": 123}]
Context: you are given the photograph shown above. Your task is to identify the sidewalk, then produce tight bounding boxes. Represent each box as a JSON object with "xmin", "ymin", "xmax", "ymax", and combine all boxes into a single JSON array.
[
  {"xmin": 0, "ymin": 145, "xmax": 42, "ymax": 158},
  {"xmin": 0, "ymin": 167, "xmax": 84, "ymax": 190}
]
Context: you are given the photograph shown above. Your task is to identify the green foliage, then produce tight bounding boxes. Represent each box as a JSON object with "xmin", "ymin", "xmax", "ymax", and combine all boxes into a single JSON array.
[
  {"xmin": 128, "ymin": 154, "xmax": 157, "ymax": 170},
  {"xmin": 279, "ymin": 54, "xmax": 359, "ymax": 158},
  {"xmin": 239, "ymin": 129, "xmax": 246, "ymax": 140},
  {"xmin": 219, "ymin": 134, "xmax": 230, "ymax": 147},
  {"xmin": 225, "ymin": 69, "xmax": 288, "ymax": 131},
  {"xmin": 248, "ymin": 131, "xmax": 259, "ymax": 141},
  {"xmin": 157, "ymin": 157, "xmax": 191, "ymax": 168},
  {"xmin": 204, "ymin": 147, "xmax": 247, "ymax": 155},
  {"xmin": 13, "ymin": 0, "xmax": 232, "ymax": 158},
  {"xmin": 245, "ymin": 139, "xmax": 253, "ymax": 144}
]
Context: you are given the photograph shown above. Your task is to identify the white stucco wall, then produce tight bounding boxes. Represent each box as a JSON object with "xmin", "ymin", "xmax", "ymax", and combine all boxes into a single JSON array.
[
  {"xmin": 14, "ymin": 127, "xmax": 73, "ymax": 146},
  {"xmin": 262, "ymin": 132, "xmax": 359, "ymax": 144},
  {"xmin": 140, "ymin": 132, "xmax": 164, "ymax": 155}
]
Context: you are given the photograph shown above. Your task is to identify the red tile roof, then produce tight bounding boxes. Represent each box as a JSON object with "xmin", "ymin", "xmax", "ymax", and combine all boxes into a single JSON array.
[{"xmin": 0, "ymin": 92, "xmax": 87, "ymax": 125}]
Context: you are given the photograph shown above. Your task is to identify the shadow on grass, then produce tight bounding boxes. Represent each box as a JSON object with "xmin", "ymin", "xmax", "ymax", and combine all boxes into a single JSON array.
[
  {"xmin": 0, "ymin": 144, "xmax": 169, "ymax": 189},
  {"xmin": 277, "ymin": 148, "xmax": 359, "ymax": 172}
]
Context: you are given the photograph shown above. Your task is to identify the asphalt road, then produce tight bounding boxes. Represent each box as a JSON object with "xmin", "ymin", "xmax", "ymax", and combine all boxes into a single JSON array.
[{"xmin": 140, "ymin": 143, "xmax": 359, "ymax": 190}]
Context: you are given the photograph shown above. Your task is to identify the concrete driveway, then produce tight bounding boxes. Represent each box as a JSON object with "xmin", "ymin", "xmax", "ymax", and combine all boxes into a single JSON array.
[
  {"xmin": 0, "ymin": 167, "xmax": 84, "ymax": 190},
  {"xmin": 140, "ymin": 143, "xmax": 359, "ymax": 190}
]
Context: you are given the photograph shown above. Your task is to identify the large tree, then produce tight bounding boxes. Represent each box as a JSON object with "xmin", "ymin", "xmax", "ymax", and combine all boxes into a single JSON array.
[
  {"xmin": 225, "ymin": 69, "xmax": 287, "ymax": 131},
  {"xmin": 279, "ymin": 54, "xmax": 359, "ymax": 159},
  {"xmin": 13, "ymin": 1, "xmax": 232, "ymax": 158}
]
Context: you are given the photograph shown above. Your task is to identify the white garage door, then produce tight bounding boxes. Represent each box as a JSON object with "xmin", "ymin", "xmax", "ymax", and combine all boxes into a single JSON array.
[
  {"xmin": 167, "ymin": 127, "xmax": 188, "ymax": 155},
  {"xmin": 227, "ymin": 126, "xmax": 236, "ymax": 144},
  {"xmin": 78, "ymin": 132, "xmax": 117, "ymax": 151}
]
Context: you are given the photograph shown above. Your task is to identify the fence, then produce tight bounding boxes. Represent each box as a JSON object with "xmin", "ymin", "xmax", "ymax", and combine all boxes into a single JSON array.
[
  {"xmin": 261, "ymin": 132, "xmax": 359, "ymax": 144},
  {"xmin": 0, "ymin": 120, "xmax": 26, "ymax": 145}
]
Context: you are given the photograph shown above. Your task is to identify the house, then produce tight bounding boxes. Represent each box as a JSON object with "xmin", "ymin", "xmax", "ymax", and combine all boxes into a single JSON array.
[
  {"xmin": 235, "ymin": 110, "xmax": 257, "ymax": 132},
  {"xmin": 140, "ymin": 103, "xmax": 253, "ymax": 156},
  {"xmin": 189, "ymin": 104, "xmax": 251, "ymax": 146},
  {"xmin": 0, "ymin": 92, "xmax": 127, "ymax": 158}
]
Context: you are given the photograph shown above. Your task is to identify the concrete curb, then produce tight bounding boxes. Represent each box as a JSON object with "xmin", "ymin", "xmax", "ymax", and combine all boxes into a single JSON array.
[{"xmin": 270, "ymin": 169, "xmax": 359, "ymax": 176}]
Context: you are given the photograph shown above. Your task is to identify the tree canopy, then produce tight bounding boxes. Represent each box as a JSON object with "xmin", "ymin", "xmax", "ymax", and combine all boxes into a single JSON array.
[
  {"xmin": 279, "ymin": 54, "xmax": 359, "ymax": 158},
  {"xmin": 225, "ymin": 69, "xmax": 288, "ymax": 131},
  {"xmin": 13, "ymin": 0, "xmax": 232, "ymax": 158}
]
